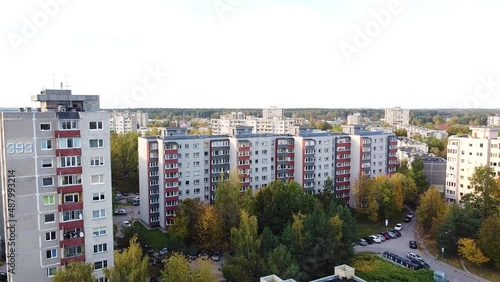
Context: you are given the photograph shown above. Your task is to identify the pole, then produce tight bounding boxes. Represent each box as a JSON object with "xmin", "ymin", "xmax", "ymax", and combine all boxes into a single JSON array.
[{"xmin": 441, "ymin": 247, "xmax": 444, "ymax": 261}]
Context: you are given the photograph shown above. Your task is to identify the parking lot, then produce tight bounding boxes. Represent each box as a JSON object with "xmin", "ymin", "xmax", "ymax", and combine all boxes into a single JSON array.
[{"xmin": 113, "ymin": 192, "xmax": 141, "ymax": 234}]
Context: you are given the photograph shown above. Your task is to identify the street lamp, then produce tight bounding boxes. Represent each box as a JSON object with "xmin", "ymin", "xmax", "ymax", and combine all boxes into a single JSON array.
[{"xmin": 441, "ymin": 247, "xmax": 444, "ymax": 261}]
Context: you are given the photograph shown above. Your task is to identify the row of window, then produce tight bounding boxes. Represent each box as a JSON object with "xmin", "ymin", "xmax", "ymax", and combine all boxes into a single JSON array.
[
  {"xmin": 41, "ymin": 174, "xmax": 105, "ymax": 187},
  {"xmin": 43, "ymin": 208, "xmax": 107, "ymax": 224},
  {"xmin": 41, "ymin": 138, "xmax": 105, "ymax": 150},
  {"xmin": 39, "ymin": 121, "xmax": 103, "ymax": 131},
  {"xmin": 40, "ymin": 156, "xmax": 105, "ymax": 169}
]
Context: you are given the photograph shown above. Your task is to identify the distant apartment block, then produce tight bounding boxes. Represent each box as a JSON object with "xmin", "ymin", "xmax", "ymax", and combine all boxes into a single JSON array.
[
  {"xmin": 487, "ymin": 115, "xmax": 500, "ymax": 127},
  {"xmin": 347, "ymin": 113, "xmax": 362, "ymax": 125},
  {"xmin": 0, "ymin": 89, "xmax": 113, "ymax": 281},
  {"xmin": 384, "ymin": 107, "xmax": 410, "ymax": 128},
  {"xmin": 139, "ymin": 124, "xmax": 398, "ymax": 229},
  {"xmin": 402, "ymin": 125, "xmax": 448, "ymax": 140},
  {"xmin": 397, "ymin": 138, "xmax": 446, "ymax": 192},
  {"xmin": 134, "ymin": 111, "xmax": 149, "ymax": 127},
  {"xmin": 445, "ymin": 127, "xmax": 500, "ymax": 203},
  {"xmin": 210, "ymin": 108, "xmax": 306, "ymax": 135},
  {"xmin": 109, "ymin": 111, "xmax": 137, "ymax": 134}
]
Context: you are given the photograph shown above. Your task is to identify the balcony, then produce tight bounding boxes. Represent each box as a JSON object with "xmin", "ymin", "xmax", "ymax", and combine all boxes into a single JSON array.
[
  {"xmin": 57, "ymin": 167, "xmax": 82, "ymax": 175},
  {"xmin": 57, "ymin": 185, "xmax": 83, "ymax": 194},
  {"xmin": 59, "ymin": 219, "xmax": 84, "ymax": 230},
  {"xmin": 56, "ymin": 148, "xmax": 82, "ymax": 157},
  {"xmin": 55, "ymin": 130, "xmax": 80, "ymax": 138},
  {"xmin": 60, "ymin": 254, "xmax": 85, "ymax": 266},
  {"xmin": 58, "ymin": 202, "xmax": 83, "ymax": 212},
  {"xmin": 60, "ymin": 235, "xmax": 85, "ymax": 248}
]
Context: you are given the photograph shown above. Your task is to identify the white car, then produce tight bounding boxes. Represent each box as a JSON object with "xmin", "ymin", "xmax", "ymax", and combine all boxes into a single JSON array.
[
  {"xmin": 369, "ymin": 235, "xmax": 382, "ymax": 243},
  {"xmin": 394, "ymin": 223, "xmax": 403, "ymax": 231},
  {"xmin": 375, "ymin": 234, "xmax": 385, "ymax": 242},
  {"xmin": 121, "ymin": 220, "xmax": 132, "ymax": 228},
  {"xmin": 406, "ymin": 212, "xmax": 415, "ymax": 218},
  {"xmin": 406, "ymin": 252, "xmax": 423, "ymax": 261}
]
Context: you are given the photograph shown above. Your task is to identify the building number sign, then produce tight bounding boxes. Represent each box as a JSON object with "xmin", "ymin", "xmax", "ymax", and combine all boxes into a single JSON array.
[{"xmin": 6, "ymin": 141, "xmax": 34, "ymax": 157}]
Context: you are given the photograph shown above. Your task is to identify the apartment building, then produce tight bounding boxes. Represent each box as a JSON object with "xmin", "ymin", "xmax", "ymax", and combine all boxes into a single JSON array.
[
  {"xmin": 347, "ymin": 113, "xmax": 362, "ymax": 125},
  {"xmin": 445, "ymin": 127, "xmax": 500, "ymax": 203},
  {"xmin": 109, "ymin": 111, "xmax": 138, "ymax": 134},
  {"xmin": 344, "ymin": 125, "xmax": 398, "ymax": 180},
  {"xmin": 0, "ymin": 89, "xmax": 113, "ymax": 282},
  {"xmin": 134, "ymin": 111, "xmax": 149, "ymax": 128},
  {"xmin": 384, "ymin": 107, "xmax": 410, "ymax": 128}
]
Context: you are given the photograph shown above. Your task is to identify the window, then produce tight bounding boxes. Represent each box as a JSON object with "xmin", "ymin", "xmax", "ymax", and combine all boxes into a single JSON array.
[
  {"xmin": 94, "ymin": 260, "xmax": 108, "ymax": 270},
  {"xmin": 45, "ymin": 231, "xmax": 56, "ymax": 241},
  {"xmin": 92, "ymin": 192, "xmax": 105, "ymax": 202},
  {"xmin": 41, "ymin": 139, "xmax": 52, "ymax": 150},
  {"xmin": 90, "ymin": 139, "xmax": 104, "ymax": 148},
  {"xmin": 93, "ymin": 209, "xmax": 106, "ymax": 219},
  {"xmin": 46, "ymin": 248, "xmax": 57, "ymax": 259},
  {"xmin": 47, "ymin": 267, "xmax": 57, "ymax": 277},
  {"xmin": 89, "ymin": 121, "xmax": 103, "ymax": 130},
  {"xmin": 90, "ymin": 157, "xmax": 104, "ymax": 166},
  {"xmin": 45, "ymin": 213, "xmax": 55, "ymax": 223},
  {"xmin": 40, "ymin": 123, "xmax": 51, "ymax": 131},
  {"xmin": 41, "ymin": 158, "xmax": 53, "ymax": 168},
  {"xmin": 64, "ymin": 194, "xmax": 79, "ymax": 203},
  {"xmin": 60, "ymin": 156, "xmax": 81, "ymax": 167},
  {"xmin": 62, "ymin": 210, "xmax": 82, "ymax": 222},
  {"xmin": 61, "ymin": 174, "xmax": 82, "ymax": 186},
  {"xmin": 58, "ymin": 138, "xmax": 81, "ymax": 149},
  {"xmin": 93, "ymin": 243, "xmax": 108, "ymax": 254},
  {"xmin": 91, "ymin": 174, "xmax": 105, "ymax": 185},
  {"xmin": 59, "ymin": 120, "xmax": 79, "ymax": 130},
  {"xmin": 43, "ymin": 195, "xmax": 55, "ymax": 205},
  {"xmin": 93, "ymin": 227, "xmax": 107, "ymax": 237},
  {"xmin": 43, "ymin": 177, "xmax": 54, "ymax": 187}
]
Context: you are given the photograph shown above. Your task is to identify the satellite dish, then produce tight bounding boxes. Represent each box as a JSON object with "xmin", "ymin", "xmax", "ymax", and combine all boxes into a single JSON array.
[
  {"xmin": 79, "ymin": 213, "xmax": 83, "ymax": 219},
  {"xmin": 80, "ymin": 232, "xmax": 84, "ymax": 238}
]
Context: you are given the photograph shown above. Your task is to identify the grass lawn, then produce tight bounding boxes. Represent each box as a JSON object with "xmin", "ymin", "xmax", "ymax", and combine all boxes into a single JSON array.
[
  {"xmin": 352, "ymin": 254, "xmax": 434, "ymax": 282},
  {"xmin": 132, "ymin": 221, "xmax": 185, "ymax": 252},
  {"xmin": 354, "ymin": 208, "xmax": 409, "ymax": 238}
]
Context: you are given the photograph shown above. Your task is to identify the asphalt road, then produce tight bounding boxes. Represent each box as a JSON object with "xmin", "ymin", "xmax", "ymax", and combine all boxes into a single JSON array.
[
  {"xmin": 354, "ymin": 214, "xmax": 489, "ymax": 282},
  {"xmin": 113, "ymin": 195, "xmax": 141, "ymax": 234}
]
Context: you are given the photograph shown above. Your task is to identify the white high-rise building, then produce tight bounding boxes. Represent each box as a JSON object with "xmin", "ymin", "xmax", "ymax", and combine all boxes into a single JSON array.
[
  {"xmin": 445, "ymin": 127, "xmax": 500, "ymax": 203},
  {"xmin": 0, "ymin": 89, "xmax": 114, "ymax": 281},
  {"xmin": 347, "ymin": 113, "xmax": 362, "ymax": 125},
  {"xmin": 487, "ymin": 115, "xmax": 500, "ymax": 127},
  {"xmin": 109, "ymin": 111, "xmax": 138, "ymax": 134},
  {"xmin": 384, "ymin": 107, "xmax": 410, "ymax": 128}
]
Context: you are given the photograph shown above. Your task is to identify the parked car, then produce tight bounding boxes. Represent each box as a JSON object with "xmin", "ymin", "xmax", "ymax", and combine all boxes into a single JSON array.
[
  {"xmin": 375, "ymin": 234, "xmax": 385, "ymax": 242},
  {"xmin": 369, "ymin": 235, "xmax": 381, "ymax": 243},
  {"xmin": 189, "ymin": 250, "xmax": 198, "ymax": 260},
  {"xmin": 380, "ymin": 232, "xmax": 391, "ymax": 240},
  {"xmin": 363, "ymin": 236, "xmax": 374, "ymax": 244},
  {"xmin": 394, "ymin": 223, "xmax": 404, "ymax": 231},
  {"xmin": 410, "ymin": 257, "xmax": 430, "ymax": 269},
  {"xmin": 132, "ymin": 200, "xmax": 140, "ymax": 206},
  {"xmin": 159, "ymin": 247, "xmax": 169, "ymax": 256},
  {"xmin": 134, "ymin": 196, "xmax": 140, "ymax": 201},
  {"xmin": 409, "ymin": 240, "xmax": 418, "ymax": 249},
  {"xmin": 122, "ymin": 191, "xmax": 129, "ymax": 196},
  {"xmin": 127, "ymin": 198, "xmax": 135, "ymax": 204},
  {"xmin": 116, "ymin": 191, "xmax": 123, "ymax": 197},
  {"xmin": 406, "ymin": 252, "xmax": 423, "ymax": 261},
  {"xmin": 122, "ymin": 220, "xmax": 132, "ymax": 228},
  {"xmin": 358, "ymin": 238, "xmax": 368, "ymax": 246},
  {"xmin": 406, "ymin": 211, "xmax": 415, "ymax": 218},
  {"xmin": 200, "ymin": 250, "xmax": 212, "ymax": 260},
  {"xmin": 390, "ymin": 230, "xmax": 401, "ymax": 237},
  {"xmin": 135, "ymin": 190, "xmax": 140, "ymax": 195},
  {"xmin": 114, "ymin": 209, "xmax": 127, "ymax": 215},
  {"xmin": 386, "ymin": 231, "xmax": 397, "ymax": 239},
  {"xmin": 211, "ymin": 251, "xmax": 221, "ymax": 261},
  {"xmin": 403, "ymin": 217, "xmax": 412, "ymax": 223}
]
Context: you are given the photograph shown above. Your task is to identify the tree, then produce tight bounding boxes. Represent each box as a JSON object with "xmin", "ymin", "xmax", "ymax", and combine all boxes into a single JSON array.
[
  {"xmin": 416, "ymin": 187, "xmax": 447, "ymax": 237},
  {"xmin": 104, "ymin": 235, "xmax": 149, "ymax": 282},
  {"xmin": 316, "ymin": 177, "xmax": 342, "ymax": 210},
  {"xmin": 397, "ymin": 159, "xmax": 409, "ymax": 175},
  {"xmin": 458, "ymin": 238, "xmax": 489, "ymax": 269},
  {"xmin": 161, "ymin": 252, "xmax": 191, "ymax": 282},
  {"xmin": 478, "ymin": 215, "xmax": 500, "ymax": 269},
  {"xmin": 436, "ymin": 204, "xmax": 480, "ymax": 256},
  {"xmin": 463, "ymin": 166, "xmax": 500, "ymax": 220},
  {"xmin": 195, "ymin": 205, "xmax": 223, "ymax": 251},
  {"xmin": 394, "ymin": 128, "xmax": 408, "ymax": 137},
  {"xmin": 222, "ymin": 210, "xmax": 263, "ymax": 282},
  {"xmin": 408, "ymin": 158, "xmax": 428, "ymax": 195},
  {"xmin": 52, "ymin": 262, "xmax": 95, "ymax": 282},
  {"xmin": 170, "ymin": 198, "xmax": 205, "ymax": 245},
  {"xmin": 110, "ymin": 132, "xmax": 140, "ymax": 190},
  {"xmin": 264, "ymin": 244, "xmax": 300, "ymax": 280},
  {"xmin": 389, "ymin": 173, "xmax": 412, "ymax": 208}
]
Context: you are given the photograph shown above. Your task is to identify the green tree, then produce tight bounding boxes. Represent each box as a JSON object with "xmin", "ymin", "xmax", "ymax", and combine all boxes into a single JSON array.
[
  {"xmin": 261, "ymin": 227, "xmax": 280, "ymax": 257},
  {"xmin": 264, "ymin": 244, "xmax": 300, "ymax": 280},
  {"xmin": 170, "ymin": 198, "xmax": 205, "ymax": 245},
  {"xmin": 194, "ymin": 205, "xmax": 222, "ymax": 251},
  {"xmin": 161, "ymin": 252, "xmax": 192, "ymax": 282},
  {"xmin": 110, "ymin": 131, "xmax": 141, "ymax": 190},
  {"xmin": 394, "ymin": 128, "xmax": 408, "ymax": 137},
  {"xmin": 458, "ymin": 238, "xmax": 490, "ymax": 269},
  {"xmin": 436, "ymin": 204, "xmax": 480, "ymax": 256},
  {"xmin": 463, "ymin": 166, "xmax": 500, "ymax": 220},
  {"xmin": 52, "ymin": 262, "xmax": 95, "ymax": 282},
  {"xmin": 416, "ymin": 187, "xmax": 447, "ymax": 237},
  {"xmin": 316, "ymin": 177, "xmax": 341, "ymax": 210},
  {"xmin": 104, "ymin": 235, "xmax": 149, "ymax": 282},
  {"xmin": 222, "ymin": 210, "xmax": 263, "ymax": 282},
  {"xmin": 408, "ymin": 158, "xmax": 428, "ymax": 195},
  {"xmin": 397, "ymin": 159, "xmax": 409, "ymax": 175},
  {"xmin": 478, "ymin": 215, "xmax": 500, "ymax": 269}
]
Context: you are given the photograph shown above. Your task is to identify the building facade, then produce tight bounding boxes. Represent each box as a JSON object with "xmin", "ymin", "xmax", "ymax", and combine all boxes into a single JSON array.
[
  {"xmin": 109, "ymin": 111, "xmax": 138, "ymax": 134},
  {"xmin": 384, "ymin": 107, "xmax": 410, "ymax": 128},
  {"xmin": 347, "ymin": 113, "xmax": 362, "ymax": 125},
  {"xmin": 0, "ymin": 89, "xmax": 113, "ymax": 281},
  {"xmin": 445, "ymin": 127, "xmax": 500, "ymax": 203}
]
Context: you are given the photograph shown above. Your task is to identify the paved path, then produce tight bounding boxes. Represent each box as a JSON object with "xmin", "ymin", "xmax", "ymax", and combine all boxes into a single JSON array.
[{"xmin": 354, "ymin": 209, "xmax": 490, "ymax": 282}]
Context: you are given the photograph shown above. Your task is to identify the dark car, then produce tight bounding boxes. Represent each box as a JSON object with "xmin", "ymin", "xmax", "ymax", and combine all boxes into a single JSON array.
[
  {"xmin": 410, "ymin": 257, "xmax": 430, "ymax": 269},
  {"xmin": 387, "ymin": 231, "xmax": 397, "ymax": 239},
  {"xmin": 358, "ymin": 238, "xmax": 368, "ymax": 246},
  {"xmin": 132, "ymin": 200, "xmax": 140, "ymax": 206},
  {"xmin": 409, "ymin": 240, "xmax": 418, "ymax": 249},
  {"xmin": 127, "ymin": 198, "xmax": 135, "ymax": 203},
  {"xmin": 403, "ymin": 217, "xmax": 412, "ymax": 223},
  {"xmin": 363, "ymin": 236, "xmax": 374, "ymax": 244},
  {"xmin": 211, "ymin": 251, "xmax": 221, "ymax": 261},
  {"xmin": 390, "ymin": 230, "xmax": 401, "ymax": 237},
  {"xmin": 122, "ymin": 191, "xmax": 129, "ymax": 196},
  {"xmin": 380, "ymin": 232, "xmax": 391, "ymax": 240},
  {"xmin": 189, "ymin": 250, "xmax": 198, "ymax": 260}
]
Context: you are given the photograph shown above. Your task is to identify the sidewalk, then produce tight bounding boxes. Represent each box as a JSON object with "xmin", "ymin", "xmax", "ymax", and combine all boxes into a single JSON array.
[{"xmin": 415, "ymin": 229, "xmax": 489, "ymax": 282}]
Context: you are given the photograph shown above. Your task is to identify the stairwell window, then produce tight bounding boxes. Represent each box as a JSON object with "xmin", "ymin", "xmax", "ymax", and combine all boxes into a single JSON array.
[{"xmin": 91, "ymin": 174, "xmax": 105, "ymax": 185}]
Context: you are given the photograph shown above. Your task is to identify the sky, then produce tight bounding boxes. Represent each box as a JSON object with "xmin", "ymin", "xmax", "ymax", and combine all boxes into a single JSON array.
[{"xmin": 1, "ymin": 0, "xmax": 500, "ymax": 109}]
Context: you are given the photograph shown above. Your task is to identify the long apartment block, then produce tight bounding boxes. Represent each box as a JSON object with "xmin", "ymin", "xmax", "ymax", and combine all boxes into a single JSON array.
[
  {"xmin": 445, "ymin": 127, "xmax": 500, "ymax": 203},
  {"xmin": 139, "ymin": 125, "xmax": 397, "ymax": 229},
  {"xmin": 0, "ymin": 89, "xmax": 113, "ymax": 282}
]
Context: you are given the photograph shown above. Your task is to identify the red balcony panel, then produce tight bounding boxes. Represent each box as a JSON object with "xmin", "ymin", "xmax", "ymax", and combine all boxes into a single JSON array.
[
  {"xmin": 238, "ymin": 155, "xmax": 250, "ymax": 161},
  {"xmin": 239, "ymin": 164, "xmax": 250, "ymax": 170},
  {"xmin": 164, "ymin": 168, "xmax": 178, "ymax": 174},
  {"xmin": 57, "ymin": 185, "xmax": 83, "ymax": 194},
  {"xmin": 288, "ymin": 169, "xmax": 294, "ymax": 175},
  {"xmin": 58, "ymin": 202, "xmax": 84, "ymax": 212},
  {"xmin": 287, "ymin": 144, "xmax": 294, "ymax": 149},
  {"xmin": 165, "ymin": 149, "xmax": 178, "ymax": 155},
  {"xmin": 55, "ymin": 130, "xmax": 80, "ymax": 138},
  {"xmin": 61, "ymin": 254, "xmax": 85, "ymax": 266},
  {"xmin": 57, "ymin": 167, "xmax": 82, "ymax": 175},
  {"xmin": 165, "ymin": 206, "xmax": 177, "ymax": 211},
  {"xmin": 165, "ymin": 159, "xmax": 177, "ymax": 164},
  {"xmin": 165, "ymin": 188, "xmax": 178, "ymax": 193},
  {"xmin": 56, "ymin": 148, "xmax": 82, "ymax": 157},
  {"xmin": 59, "ymin": 220, "xmax": 84, "ymax": 231},
  {"xmin": 238, "ymin": 147, "xmax": 250, "ymax": 152},
  {"xmin": 165, "ymin": 178, "xmax": 179, "ymax": 183},
  {"xmin": 60, "ymin": 236, "xmax": 85, "ymax": 248}
]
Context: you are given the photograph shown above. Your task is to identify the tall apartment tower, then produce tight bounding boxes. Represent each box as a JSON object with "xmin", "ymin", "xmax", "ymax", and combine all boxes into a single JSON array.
[
  {"xmin": 109, "ymin": 111, "xmax": 138, "ymax": 134},
  {"xmin": 347, "ymin": 113, "xmax": 362, "ymax": 125},
  {"xmin": 0, "ymin": 89, "xmax": 113, "ymax": 281},
  {"xmin": 445, "ymin": 127, "xmax": 500, "ymax": 203},
  {"xmin": 262, "ymin": 107, "xmax": 283, "ymax": 119},
  {"xmin": 384, "ymin": 107, "xmax": 410, "ymax": 128}
]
